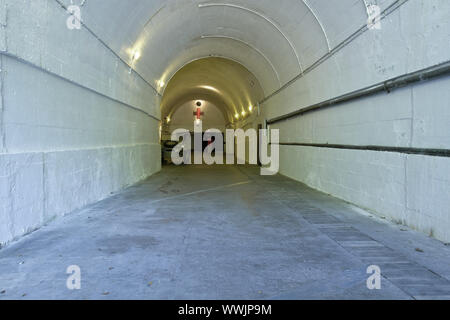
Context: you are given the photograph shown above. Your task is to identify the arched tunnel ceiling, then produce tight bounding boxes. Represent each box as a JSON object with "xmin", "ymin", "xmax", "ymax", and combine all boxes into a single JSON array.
[
  {"xmin": 160, "ymin": 57, "xmax": 264, "ymax": 122},
  {"xmin": 79, "ymin": 0, "xmax": 397, "ymax": 96}
]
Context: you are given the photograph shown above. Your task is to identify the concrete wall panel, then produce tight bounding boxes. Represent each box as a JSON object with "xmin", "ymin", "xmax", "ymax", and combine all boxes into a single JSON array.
[
  {"xmin": 0, "ymin": 1, "xmax": 162, "ymax": 245},
  {"xmin": 412, "ymin": 77, "xmax": 450, "ymax": 149},
  {"xmin": 0, "ymin": 144, "xmax": 160, "ymax": 246},
  {"xmin": 263, "ymin": 0, "xmax": 450, "ymax": 242},
  {"xmin": 4, "ymin": 0, "xmax": 159, "ymax": 118},
  {"xmin": 0, "ymin": 0, "xmax": 6, "ymax": 52},
  {"xmin": 406, "ymin": 155, "xmax": 450, "ymax": 241},
  {"xmin": 279, "ymin": 145, "xmax": 450, "ymax": 242},
  {"xmin": 0, "ymin": 55, "xmax": 4, "ymax": 153},
  {"xmin": 44, "ymin": 143, "xmax": 161, "ymax": 223},
  {"xmin": 273, "ymin": 87, "xmax": 413, "ymax": 147},
  {"xmin": 0, "ymin": 153, "xmax": 44, "ymax": 245},
  {"xmin": 279, "ymin": 145, "xmax": 407, "ymax": 223},
  {"xmin": 2, "ymin": 56, "xmax": 159, "ymax": 153}
]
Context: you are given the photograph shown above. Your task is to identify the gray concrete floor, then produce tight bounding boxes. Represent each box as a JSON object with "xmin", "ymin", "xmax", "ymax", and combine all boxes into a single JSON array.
[{"xmin": 1, "ymin": 165, "xmax": 450, "ymax": 300}]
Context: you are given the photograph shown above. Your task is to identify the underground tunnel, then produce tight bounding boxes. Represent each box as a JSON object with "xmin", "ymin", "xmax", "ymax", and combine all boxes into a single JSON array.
[{"xmin": 0, "ymin": 0, "xmax": 449, "ymax": 302}]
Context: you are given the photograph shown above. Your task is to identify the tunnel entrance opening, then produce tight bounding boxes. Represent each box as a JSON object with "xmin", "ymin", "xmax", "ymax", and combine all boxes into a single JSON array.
[{"xmin": 160, "ymin": 57, "xmax": 265, "ymax": 168}]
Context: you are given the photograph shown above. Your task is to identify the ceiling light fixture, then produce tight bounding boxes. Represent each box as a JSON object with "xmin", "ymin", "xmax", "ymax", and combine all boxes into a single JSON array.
[
  {"xmin": 200, "ymin": 85, "xmax": 220, "ymax": 93},
  {"xmin": 131, "ymin": 50, "xmax": 141, "ymax": 62}
]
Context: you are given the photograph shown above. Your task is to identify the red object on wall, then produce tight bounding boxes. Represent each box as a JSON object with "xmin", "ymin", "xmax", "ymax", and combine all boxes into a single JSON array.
[{"xmin": 194, "ymin": 108, "xmax": 204, "ymax": 120}]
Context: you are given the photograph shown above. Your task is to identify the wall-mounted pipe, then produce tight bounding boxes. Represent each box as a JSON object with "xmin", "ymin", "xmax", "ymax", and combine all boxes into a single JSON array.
[
  {"xmin": 260, "ymin": 0, "xmax": 409, "ymax": 104},
  {"xmin": 274, "ymin": 143, "xmax": 450, "ymax": 158},
  {"xmin": 267, "ymin": 60, "xmax": 450, "ymax": 125}
]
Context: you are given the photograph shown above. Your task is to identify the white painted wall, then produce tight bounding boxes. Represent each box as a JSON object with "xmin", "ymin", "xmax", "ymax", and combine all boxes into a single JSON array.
[
  {"xmin": 261, "ymin": 0, "xmax": 450, "ymax": 242},
  {"xmin": 0, "ymin": 0, "xmax": 161, "ymax": 245}
]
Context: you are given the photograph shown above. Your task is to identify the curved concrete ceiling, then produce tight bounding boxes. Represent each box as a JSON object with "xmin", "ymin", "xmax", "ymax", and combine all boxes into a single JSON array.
[
  {"xmin": 160, "ymin": 57, "xmax": 264, "ymax": 122},
  {"xmin": 79, "ymin": 0, "xmax": 394, "ymax": 97}
]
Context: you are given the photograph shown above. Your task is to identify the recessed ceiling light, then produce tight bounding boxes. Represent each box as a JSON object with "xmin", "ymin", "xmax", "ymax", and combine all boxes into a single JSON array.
[
  {"xmin": 200, "ymin": 85, "xmax": 220, "ymax": 93},
  {"xmin": 131, "ymin": 51, "xmax": 141, "ymax": 61}
]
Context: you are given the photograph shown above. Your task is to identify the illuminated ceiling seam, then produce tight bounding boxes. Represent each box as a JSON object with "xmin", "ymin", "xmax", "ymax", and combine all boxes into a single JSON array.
[
  {"xmin": 300, "ymin": 0, "xmax": 331, "ymax": 51},
  {"xmin": 161, "ymin": 55, "xmax": 272, "ymax": 97},
  {"xmin": 200, "ymin": 35, "xmax": 282, "ymax": 88},
  {"xmin": 198, "ymin": 3, "xmax": 304, "ymax": 73}
]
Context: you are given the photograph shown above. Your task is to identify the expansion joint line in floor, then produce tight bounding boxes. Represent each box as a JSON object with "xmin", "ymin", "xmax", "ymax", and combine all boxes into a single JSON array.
[{"xmin": 148, "ymin": 180, "xmax": 252, "ymax": 204}]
